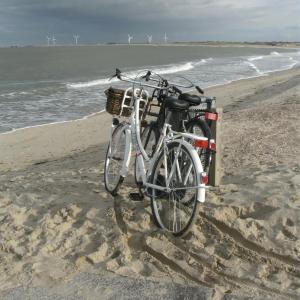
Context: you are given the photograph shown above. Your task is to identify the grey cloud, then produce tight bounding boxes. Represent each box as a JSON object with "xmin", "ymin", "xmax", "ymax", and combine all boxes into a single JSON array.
[{"xmin": 0, "ymin": 0, "xmax": 299, "ymax": 45}]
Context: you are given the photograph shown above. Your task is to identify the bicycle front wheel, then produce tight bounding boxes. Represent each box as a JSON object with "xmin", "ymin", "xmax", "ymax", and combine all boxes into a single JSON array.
[
  {"xmin": 150, "ymin": 141, "xmax": 199, "ymax": 237},
  {"xmin": 104, "ymin": 123, "xmax": 127, "ymax": 196}
]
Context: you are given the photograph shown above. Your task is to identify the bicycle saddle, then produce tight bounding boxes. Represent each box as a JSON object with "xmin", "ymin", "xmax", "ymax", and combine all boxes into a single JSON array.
[
  {"xmin": 178, "ymin": 93, "xmax": 202, "ymax": 106},
  {"xmin": 164, "ymin": 96, "xmax": 190, "ymax": 110}
]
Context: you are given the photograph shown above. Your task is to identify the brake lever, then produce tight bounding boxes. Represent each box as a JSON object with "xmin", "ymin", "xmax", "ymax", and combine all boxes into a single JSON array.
[
  {"xmin": 196, "ymin": 86, "xmax": 204, "ymax": 94},
  {"xmin": 116, "ymin": 68, "xmax": 121, "ymax": 79},
  {"xmin": 142, "ymin": 71, "xmax": 151, "ymax": 81},
  {"xmin": 109, "ymin": 68, "xmax": 122, "ymax": 81}
]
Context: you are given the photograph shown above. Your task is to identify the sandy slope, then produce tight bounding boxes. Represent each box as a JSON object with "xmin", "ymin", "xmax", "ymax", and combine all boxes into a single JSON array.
[{"xmin": 0, "ymin": 67, "xmax": 300, "ymax": 299}]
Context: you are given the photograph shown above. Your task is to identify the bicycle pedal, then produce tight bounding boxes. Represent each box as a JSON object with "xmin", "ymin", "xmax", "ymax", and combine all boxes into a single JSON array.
[{"xmin": 129, "ymin": 192, "xmax": 144, "ymax": 202}]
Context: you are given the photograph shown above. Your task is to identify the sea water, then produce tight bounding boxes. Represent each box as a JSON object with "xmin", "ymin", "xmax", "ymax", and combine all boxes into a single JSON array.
[{"xmin": 0, "ymin": 45, "xmax": 299, "ymax": 133}]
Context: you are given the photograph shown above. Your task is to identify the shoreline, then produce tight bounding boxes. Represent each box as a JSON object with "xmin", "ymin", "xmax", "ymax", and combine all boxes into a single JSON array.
[
  {"xmin": 0, "ymin": 110, "xmax": 106, "ymax": 136},
  {"xmin": 1, "ymin": 66, "xmax": 300, "ymax": 173},
  {"xmin": 1, "ymin": 65, "xmax": 299, "ymax": 137},
  {"xmin": 2, "ymin": 42, "xmax": 300, "ymax": 49}
]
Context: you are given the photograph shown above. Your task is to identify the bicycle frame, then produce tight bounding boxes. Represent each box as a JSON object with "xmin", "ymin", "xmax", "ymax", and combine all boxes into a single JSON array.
[{"xmin": 110, "ymin": 89, "xmax": 208, "ymax": 202}]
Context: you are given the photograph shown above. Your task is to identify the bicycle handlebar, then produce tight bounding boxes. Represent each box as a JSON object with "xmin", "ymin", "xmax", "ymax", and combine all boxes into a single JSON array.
[
  {"xmin": 143, "ymin": 71, "xmax": 194, "ymax": 89},
  {"xmin": 111, "ymin": 69, "xmax": 189, "ymax": 91},
  {"xmin": 140, "ymin": 71, "xmax": 204, "ymax": 94},
  {"xmin": 110, "ymin": 69, "xmax": 206, "ymax": 96},
  {"xmin": 112, "ymin": 69, "xmax": 169, "ymax": 90}
]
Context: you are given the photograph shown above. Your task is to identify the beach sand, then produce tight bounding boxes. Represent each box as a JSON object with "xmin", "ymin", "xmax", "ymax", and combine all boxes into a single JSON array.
[{"xmin": 0, "ymin": 67, "xmax": 299, "ymax": 299}]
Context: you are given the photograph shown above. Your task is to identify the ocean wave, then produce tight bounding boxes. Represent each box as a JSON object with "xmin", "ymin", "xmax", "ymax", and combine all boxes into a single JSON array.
[
  {"xmin": 0, "ymin": 92, "xmax": 17, "ymax": 97},
  {"xmin": 68, "ymin": 77, "xmax": 119, "ymax": 88},
  {"xmin": 0, "ymin": 91, "xmax": 33, "ymax": 97},
  {"xmin": 248, "ymin": 56, "xmax": 264, "ymax": 61},
  {"xmin": 151, "ymin": 62, "xmax": 195, "ymax": 75},
  {"xmin": 68, "ymin": 61, "xmax": 196, "ymax": 89},
  {"xmin": 244, "ymin": 61, "xmax": 263, "ymax": 75},
  {"xmin": 263, "ymin": 61, "xmax": 299, "ymax": 74},
  {"xmin": 287, "ymin": 56, "xmax": 300, "ymax": 63},
  {"xmin": 1, "ymin": 87, "xmax": 41, "ymax": 97},
  {"xmin": 195, "ymin": 58, "xmax": 213, "ymax": 65},
  {"xmin": 270, "ymin": 51, "xmax": 281, "ymax": 56}
]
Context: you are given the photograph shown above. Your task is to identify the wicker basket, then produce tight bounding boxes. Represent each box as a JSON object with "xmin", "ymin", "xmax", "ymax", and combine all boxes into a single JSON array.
[
  {"xmin": 105, "ymin": 87, "xmax": 130, "ymax": 116},
  {"xmin": 105, "ymin": 87, "xmax": 148, "ymax": 117}
]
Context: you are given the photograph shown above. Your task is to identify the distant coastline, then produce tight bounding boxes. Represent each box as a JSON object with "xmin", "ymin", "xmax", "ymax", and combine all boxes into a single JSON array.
[
  {"xmin": 173, "ymin": 41, "xmax": 300, "ymax": 49},
  {"xmin": 3, "ymin": 41, "xmax": 300, "ymax": 49}
]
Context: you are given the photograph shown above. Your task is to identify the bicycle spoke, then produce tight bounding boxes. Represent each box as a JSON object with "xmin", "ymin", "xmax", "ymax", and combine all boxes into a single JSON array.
[
  {"xmin": 176, "ymin": 158, "xmax": 182, "ymax": 183},
  {"xmin": 183, "ymin": 163, "xmax": 193, "ymax": 185}
]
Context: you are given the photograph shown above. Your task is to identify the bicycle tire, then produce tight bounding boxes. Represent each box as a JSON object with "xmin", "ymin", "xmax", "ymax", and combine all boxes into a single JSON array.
[
  {"xmin": 149, "ymin": 141, "xmax": 200, "ymax": 237},
  {"xmin": 104, "ymin": 123, "xmax": 126, "ymax": 196},
  {"xmin": 185, "ymin": 118, "xmax": 211, "ymax": 173}
]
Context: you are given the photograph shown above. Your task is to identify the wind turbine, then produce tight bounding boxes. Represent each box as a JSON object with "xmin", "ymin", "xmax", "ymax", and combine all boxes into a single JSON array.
[
  {"xmin": 128, "ymin": 34, "xmax": 133, "ymax": 44},
  {"xmin": 147, "ymin": 35, "xmax": 152, "ymax": 44},
  {"xmin": 52, "ymin": 35, "xmax": 56, "ymax": 46},
  {"xmin": 73, "ymin": 35, "xmax": 80, "ymax": 45},
  {"xmin": 46, "ymin": 36, "xmax": 51, "ymax": 46},
  {"xmin": 164, "ymin": 32, "xmax": 168, "ymax": 44}
]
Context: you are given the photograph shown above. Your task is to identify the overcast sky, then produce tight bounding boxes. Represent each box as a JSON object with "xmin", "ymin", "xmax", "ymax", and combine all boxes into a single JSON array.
[{"xmin": 0, "ymin": 0, "xmax": 299, "ymax": 46}]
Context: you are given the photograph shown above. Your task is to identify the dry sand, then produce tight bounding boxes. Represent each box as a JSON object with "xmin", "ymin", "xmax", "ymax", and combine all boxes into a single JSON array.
[{"xmin": 0, "ymin": 67, "xmax": 300, "ymax": 299}]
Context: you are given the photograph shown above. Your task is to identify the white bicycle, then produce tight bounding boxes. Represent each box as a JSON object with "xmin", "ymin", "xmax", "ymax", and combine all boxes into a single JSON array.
[{"xmin": 104, "ymin": 69, "xmax": 211, "ymax": 236}]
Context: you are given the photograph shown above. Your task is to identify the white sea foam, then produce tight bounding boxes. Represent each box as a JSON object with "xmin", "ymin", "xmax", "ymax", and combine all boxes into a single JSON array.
[
  {"xmin": 68, "ymin": 77, "xmax": 119, "ymax": 88},
  {"xmin": 270, "ymin": 51, "xmax": 281, "ymax": 56},
  {"xmin": 287, "ymin": 56, "xmax": 300, "ymax": 64},
  {"xmin": 0, "ymin": 92, "xmax": 17, "ymax": 97},
  {"xmin": 0, "ymin": 91, "xmax": 34, "ymax": 97},
  {"xmin": 0, "ymin": 110, "xmax": 106, "ymax": 136},
  {"xmin": 151, "ymin": 62, "xmax": 195, "ymax": 75},
  {"xmin": 267, "ymin": 61, "xmax": 299, "ymax": 73},
  {"xmin": 68, "ymin": 61, "xmax": 196, "ymax": 89},
  {"xmin": 245, "ymin": 61, "xmax": 263, "ymax": 75},
  {"xmin": 194, "ymin": 58, "xmax": 213, "ymax": 65},
  {"xmin": 248, "ymin": 56, "xmax": 264, "ymax": 61}
]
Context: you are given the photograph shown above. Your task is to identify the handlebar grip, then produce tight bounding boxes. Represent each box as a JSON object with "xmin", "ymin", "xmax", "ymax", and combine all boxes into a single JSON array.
[
  {"xmin": 196, "ymin": 86, "xmax": 204, "ymax": 94},
  {"xmin": 110, "ymin": 68, "xmax": 122, "ymax": 80},
  {"xmin": 116, "ymin": 68, "xmax": 121, "ymax": 79},
  {"xmin": 173, "ymin": 86, "xmax": 182, "ymax": 94},
  {"xmin": 142, "ymin": 71, "xmax": 151, "ymax": 81}
]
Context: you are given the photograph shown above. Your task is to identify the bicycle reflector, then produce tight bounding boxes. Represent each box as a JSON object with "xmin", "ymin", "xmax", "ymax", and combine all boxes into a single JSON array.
[
  {"xmin": 201, "ymin": 172, "xmax": 209, "ymax": 184},
  {"xmin": 210, "ymin": 139, "xmax": 216, "ymax": 151},
  {"xmin": 205, "ymin": 112, "xmax": 218, "ymax": 121},
  {"xmin": 193, "ymin": 139, "xmax": 209, "ymax": 149},
  {"xmin": 193, "ymin": 139, "xmax": 216, "ymax": 150}
]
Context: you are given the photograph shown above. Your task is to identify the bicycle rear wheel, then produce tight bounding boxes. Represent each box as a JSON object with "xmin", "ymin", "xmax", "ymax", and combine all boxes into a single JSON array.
[
  {"xmin": 104, "ymin": 123, "xmax": 126, "ymax": 196},
  {"xmin": 186, "ymin": 118, "xmax": 211, "ymax": 172},
  {"xmin": 150, "ymin": 141, "xmax": 199, "ymax": 237}
]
